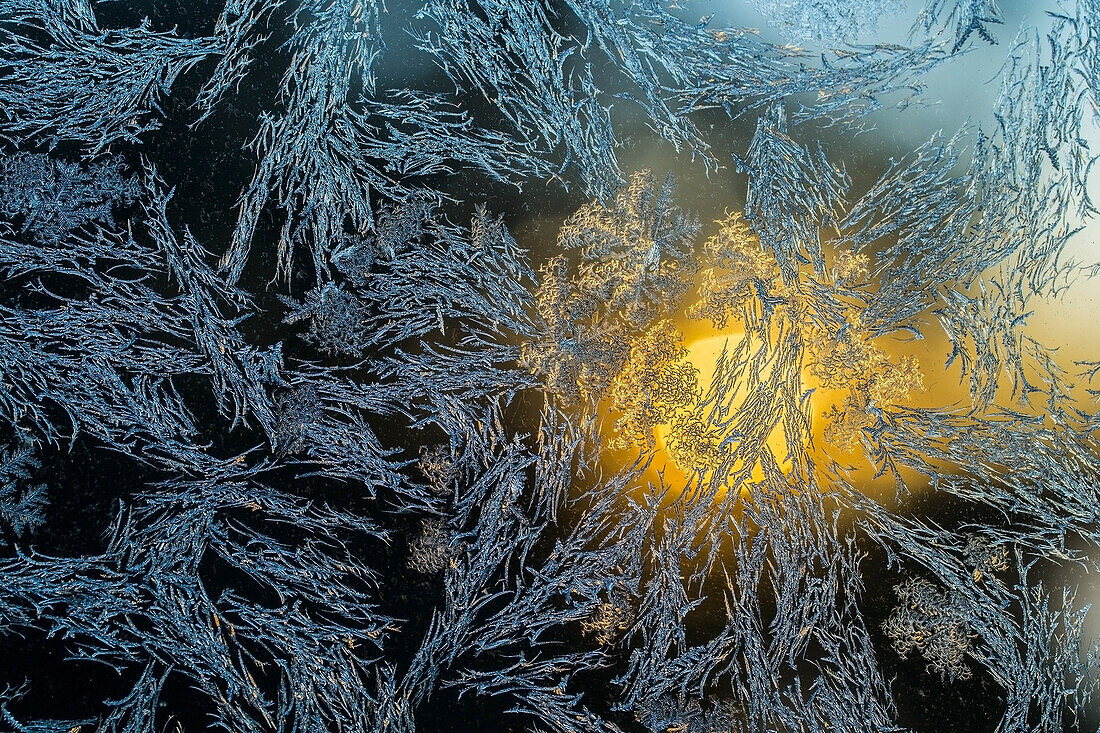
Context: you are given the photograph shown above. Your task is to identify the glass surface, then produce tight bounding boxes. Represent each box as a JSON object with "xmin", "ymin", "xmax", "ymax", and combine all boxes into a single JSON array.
[{"xmin": 0, "ymin": 1, "xmax": 1097, "ymax": 731}]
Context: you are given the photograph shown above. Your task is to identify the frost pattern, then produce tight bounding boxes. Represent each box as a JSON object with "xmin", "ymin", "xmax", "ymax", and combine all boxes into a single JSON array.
[
  {"xmin": 0, "ymin": 0, "xmax": 1097, "ymax": 732},
  {"xmin": 0, "ymin": 440, "xmax": 45, "ymax": 545},
  {"xmin": 0, "ymin": 1, "xmax": 218, "ymax": 152},
  {"xmin": 751, "ymin": 0, "xmax": 905, "ymax": 43}
]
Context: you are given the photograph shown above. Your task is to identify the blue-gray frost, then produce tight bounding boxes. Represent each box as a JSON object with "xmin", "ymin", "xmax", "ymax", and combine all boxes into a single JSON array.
[{"xmin": 0, "ymin": 0, "xmax": 1098, "ymax": 731}]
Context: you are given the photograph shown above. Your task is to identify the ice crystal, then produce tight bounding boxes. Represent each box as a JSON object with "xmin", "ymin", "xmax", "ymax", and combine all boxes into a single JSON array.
[
  {"xmin": 884, "ymin": 577, "xmax": 976, "ymax": 681},
  {"xmin": 0, "ymin": 2, "xmax": 218, "ymax": 152},
  {"xmin": 0, "ymin": 0, "xmax": 1098, "ymax": 731},
  {"xmin": 913, "ymin": 0, "xmax": 1004, "ymax": 51},
  {"xmin": 0, "ymin": 153, "xmax": 139, "ymax": 243},
  {"xmin": 581, "ymin": 588, "xmax": 635, "ymax": 647},
  {"xmin": 0, "ymin": 440, "xmax": 45, "ymax": 544},
  {"xmin": 633, "ymin": 693, "xmax": 742, "ymax": 733},
  {"xmin": 407, "ymin": 517, "xmax": 456, "ymax": 574},
  {"xmin": 607, "ymin": 320, "xmax": 699, "ymax": 451},
  {"xmin": 522, "ymin": 170, "xmax": 698, "ymax": 405},
  {"xmin": 750, "ymin": 0, "xmax": 905, "ymax": 43}
]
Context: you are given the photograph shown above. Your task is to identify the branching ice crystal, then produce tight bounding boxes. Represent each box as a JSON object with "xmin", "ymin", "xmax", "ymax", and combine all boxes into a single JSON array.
[
  {"xmin": 0, "ymin": 153, "xmax": 139, "ymax": 243},
  {"xmin": 884, "ymin": 577, "xmax": 976, "ymax": 681},
  {"xmin": 0, "ymin": 0, "xmax": 1097, "ymax": 731},
  {"xmin": 0, "ymin": 439, "xmax": 45, "ymax": 545},
  {"xmin": 607, "ymin": 320, "xmax": 699, "ymax": 452},
  {"xmin": 913, "ymin": 0, "xmax": 1004, "ymax": 51},
  {"xmin": 581, "ymin": 588, "xmax": 635, "ymax": 647},
  {"xmin": 0, "ymin": 2, "xmax": 218, "ymax": 152},
  {"xmin": 417, "ymin": 444, "xmax": 459, "ymax": 497},
  {"xmin": 522, "ymin": 170, "xmax": 698, "ymax": 405},
  {"xmin": 633, "ymin": 693, "xmax": 742, "ymax": 733},
  {"xmin": 408, "ymin": 517, "xmax": 456, "ymax": 574},
  {"xmin": 686, "ymin": 212, "xmax": 780, "ymax": 330},
  {"xmin": 750, "ymin": 0, "xmax": 905, "ymax": 43}
]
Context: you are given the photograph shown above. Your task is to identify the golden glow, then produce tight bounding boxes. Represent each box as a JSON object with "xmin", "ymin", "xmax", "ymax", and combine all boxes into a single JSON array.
[
  {"xmin": 599, "ymin": 316, "xmax": 939, "ymax": 500},
  {"xmin": 595, "ymin": 212, "xmax": 1100, "ymax": 502},
  {"xmin": 653, "ymin": 332, "xmax": 792, "ymax": 481}
]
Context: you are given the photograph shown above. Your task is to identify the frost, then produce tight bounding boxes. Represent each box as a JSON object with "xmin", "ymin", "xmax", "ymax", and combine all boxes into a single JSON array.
[
  {"xmin": 750, "ymin": 0, "xmax": 905, "ymax": 43},
  {"xmin": 913, "ymin": 0, "xmax": 1004, "ymax": 51},
  {"xmin": 0, "ymin": 440, "xmax": 45, "ymax": 544},
  {"xmin": 0, "ymin": 2, "xmax": 218, "ymax": 152},
  {"xmin": 522, "ymin": 171, "xmax": 698, "ymax": 405},
  {"xmin": 0, "ymin": 0, "xmax": 1098, "ymax": 731},
  {"xmin": 736, "ymin": 105, "xmax": 848, "ymax": 281},
  {"xmin": 607, "ymin": 320, "xmax": 699, "ymax": 451},
  {"xmin": 413, "ymin": 0, "xmax": 621, "ymax": 196},
  {"xmin": 883, "ymin": 577, "xmax": 976, "ymax": 681},
  {"xmin": 0, "ymin": 153, "xmax": 139, "ymax": 243},
  {"xmin": 407, "ymin": 517, "xmax": 456, "ymax": 574}
]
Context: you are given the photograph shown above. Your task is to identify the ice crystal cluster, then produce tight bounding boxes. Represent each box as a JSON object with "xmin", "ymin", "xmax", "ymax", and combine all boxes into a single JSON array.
[{"xmin": 0, "ymin": 0, "xmax": 1098, "ymax": 731}]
